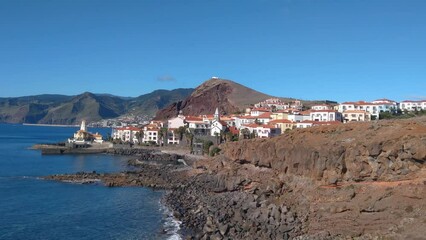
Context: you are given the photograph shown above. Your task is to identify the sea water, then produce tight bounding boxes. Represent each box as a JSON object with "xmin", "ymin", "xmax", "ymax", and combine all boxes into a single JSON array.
[{"xmin": 0, "ymin": 124, "xmax": 180, "ymax": 240}]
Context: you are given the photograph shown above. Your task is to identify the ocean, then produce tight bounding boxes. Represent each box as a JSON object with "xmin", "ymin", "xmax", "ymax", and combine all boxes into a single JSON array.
[{"xmin": 0, "ymin": 124, "xmax": 180, "ymax": 240}]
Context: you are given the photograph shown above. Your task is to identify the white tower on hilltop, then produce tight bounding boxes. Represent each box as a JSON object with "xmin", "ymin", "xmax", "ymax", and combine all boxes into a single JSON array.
[{"xmin": 80, "ymin": 120, "xmax": 87, "ymax": 132}]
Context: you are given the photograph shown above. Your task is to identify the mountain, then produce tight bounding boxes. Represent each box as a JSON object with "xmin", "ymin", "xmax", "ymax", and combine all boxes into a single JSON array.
[
  {"xmin": 37, "ymin": 92, "xmax": 127, "ymax": 125},
  {"xmin": 0, "ymin": 89, "xmax": 193, "ymax": 124},
  {"xmin": 155, "ymin": 78, "xmax": 291, "ymax": 120},
  {"xmin": 127, "ymin": 89, "xmax": 194, "ymax": 117}
]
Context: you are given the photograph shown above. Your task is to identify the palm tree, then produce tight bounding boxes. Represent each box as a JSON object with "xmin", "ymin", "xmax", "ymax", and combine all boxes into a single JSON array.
[{"xmin": 158, "ymin": 127, "xmax": 168, "ymax": 146}]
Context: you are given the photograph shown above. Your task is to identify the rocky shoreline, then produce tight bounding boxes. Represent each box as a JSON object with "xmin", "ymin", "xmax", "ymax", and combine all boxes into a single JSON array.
[{"xmin": 44, "ymin": 118, "xmax": 426, "ymax": 239}]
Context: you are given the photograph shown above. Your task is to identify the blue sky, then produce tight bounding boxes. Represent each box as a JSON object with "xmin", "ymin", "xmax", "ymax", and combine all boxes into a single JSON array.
[{"xmin": 0, "ymin": 0, "xmax": 425, "ymax": 102}]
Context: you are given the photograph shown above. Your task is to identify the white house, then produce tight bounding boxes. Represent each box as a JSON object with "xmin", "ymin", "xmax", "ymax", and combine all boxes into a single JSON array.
[
  {"xmin": 167, "ymin": 130, "xmax": 180, "ymax": 145},
  {"xmin": 250, "ymin": 108, "xmax": 270, "ymax": 117},
  {"xmin": 168, "ymin": 114, "xmax": 186, "ymax": 129},
  {"xmin": 112, "ymin": 126, "xmax": 141, "ymax": 143},
  {"xmin": 185, "ymin": 116, "xmax": 210, "ymax": 135},
  {"xmin": 342, "ymin": 110, "xmax": 371, "ymax": 122},
  {"xmin": 142, "ymin": 124, "xmax": 160, "ymax": 144},
  {"xmin": 400, "ymin": 100, "xmax": 425, "ymax": 111},
  {"xmin": 241, "ymin": 124, "xmax": 281, "ymax": 138},
  {"xmin": 234, "ymin": 115, "xmax": 257, "ymax": 129},
  {"xmin": 311, "ymin": 104, "xmax": 332, "ymax": 111},
  {"xmin": 338, "ymin": 101, "xmax": 395, "ymax": 119},
  {"xmin": 254, "ymin": 98, "xmax": 290, "ymax": 110},
  {"xmin": 256, "ymin": 112, "xmax": 272, "ymax": 124},
  {"xmin": 287, "ymin": 113, "xmax": 310, "ymax": 122},
  {"xmin": 296, "ymin": 121, "xmax": 314, "ymax": 128},
  {"xmin": 310, "ymin": 110, "xmax": 342, "ymax": 122}
]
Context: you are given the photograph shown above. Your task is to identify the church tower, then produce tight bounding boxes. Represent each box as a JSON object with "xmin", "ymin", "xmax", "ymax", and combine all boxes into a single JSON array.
[
  {"xmin": 80, "ymin": 120, "xmax": 87, "ymax": 132},
  {"xmin": 214, "ymin": 108, "xmax": 220, "ymax": 121}
]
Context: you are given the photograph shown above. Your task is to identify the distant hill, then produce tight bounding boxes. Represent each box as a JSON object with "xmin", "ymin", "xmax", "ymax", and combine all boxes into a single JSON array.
[
  {"xmin": 154, "ymin": 78, "xmax": 333, "ymax": 120},
  {"xmin": 0, "ymin": 89, "xmax": 193, "ymax": 124},
  {"xmin": 155, "ymin": 78, "xmax": 291, "ymax": 120}
]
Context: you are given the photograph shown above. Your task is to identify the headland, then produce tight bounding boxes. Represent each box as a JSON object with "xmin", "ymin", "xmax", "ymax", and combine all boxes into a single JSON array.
[{"xmin": 44, "ymin": 117, "xmax": 426, "ymax": 239}]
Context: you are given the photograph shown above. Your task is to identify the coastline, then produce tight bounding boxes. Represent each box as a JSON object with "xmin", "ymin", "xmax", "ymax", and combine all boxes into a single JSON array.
[
  {"xmin": 22, "ymin": 123, "xmax": 80, "ymax": 127},
  {"xmin": 42, "ymin": 118, "xmax": 426, "ymax": 239}
]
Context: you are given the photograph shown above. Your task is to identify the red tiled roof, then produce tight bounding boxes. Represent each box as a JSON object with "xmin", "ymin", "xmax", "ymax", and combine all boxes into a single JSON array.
[
  {"xmin": 258, "ymin": 112, "xmax": 272, "ymax": 118},
  {"xmin": 269, "ymin": 119, "xmax": 294, "ymax": 124},
  {"xmin": 115, "ymin": 127, "xmax": 141, "ymax": 131},
  {"xmin": 309, "ymin": 110, "xmax": 338, "ymax": 113},
  {"xmin": 238, "ymin": 115, "xmax": 258, "ymax": 119},
  {"xmin": 185, "ymin": 116, "xmax": 203, "ymax": 122},
  {"xmin": 251, "ymin": 107, "xmax": 270, "ymax": 112},
  {"xmin": 343, "ymin": 110, "xmax": 369, "ymax": 114},
  {"xmin": 401, "ymin": 100, "xmax": 426, "ymax": 103}
]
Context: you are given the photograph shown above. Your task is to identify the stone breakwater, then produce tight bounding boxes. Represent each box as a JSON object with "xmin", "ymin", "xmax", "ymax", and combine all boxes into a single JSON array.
[{"xmin": 45, "ymin": 118, "xmax": 426, "ymax": 239}]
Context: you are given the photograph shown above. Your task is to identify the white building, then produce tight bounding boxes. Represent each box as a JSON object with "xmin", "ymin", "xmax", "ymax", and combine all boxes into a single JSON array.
[
  {"xmin": 311, "ymin": 104, "xmax": 332, "ymax": 111},
  {"xmin": 400, "ymin": 100, "xmax": 426, "ymax": 111},
  {"xmin": 310, "ymin": 110, "xmax": 342, "ymax": 122},
  {"xmin": 338, "ymin": 101, "xmax": 395, "ymax": 119},
  {"xmin": 210, "ymin": 108, "xmax": 227, "ymax": 136},
  {"xmin": 287, "ymin": 113, "xmax": 310, "ymax": 122},
  {"xmin": 168, "ymin": 114, "xmax": 186, "ymax": 129},
  {"xmin": 342, "ymin": 110, "xmax": 371, "ymax": 122},
  {"xmin": 186, "ymin": 116, "xmax": 210, "ymax": 136},
  {"xmin": 241, "ymin": 124, "xmax": 281, "ymax": 138},
  {"xmin": 142, "ymin": 124, "xmax": 160, "ymax": 144},
  {"xmin": 167, "ymin": 130, "xmax": 180, "ymax": 145},
  {"xmin": 234, "ymin": 115, "xmax": 257, "ymax": 129},
  {"xmin": 112, "ymin": 126, "xmax": 141, "ymax": 143},
  {"xmin": 254, "ymin": 98, "xmax": 289, "ymax": 110},
  {"xmin": 256, "ymin": 112, "xmax": 272, "ymax": 124},
  {"xmin": 250, "ymin": 108, "xmax": 271, "ymax": 117}
]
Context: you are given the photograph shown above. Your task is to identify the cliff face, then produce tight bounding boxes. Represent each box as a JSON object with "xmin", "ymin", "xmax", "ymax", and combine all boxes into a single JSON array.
[
  {"xmin": 155, "ymin": 78, "xmax": 273, "ymax": 120},
  {"xmin": 168, "ymin": 118, "xmax": 426, "ymax": 239},
  {"xmin": 220, "ymin": 118, "xmax": 426, "ymax": 184}
]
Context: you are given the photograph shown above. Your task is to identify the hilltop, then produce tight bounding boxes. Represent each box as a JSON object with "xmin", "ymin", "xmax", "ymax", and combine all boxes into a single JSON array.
[{"xmin": 155, "ymin": 78, "xmax": 297, "ymax": 120}]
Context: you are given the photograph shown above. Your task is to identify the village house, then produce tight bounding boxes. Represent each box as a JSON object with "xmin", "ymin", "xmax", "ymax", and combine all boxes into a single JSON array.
[
  {"xmin": 167, "ymin": 112, "xmax": 186, "ymax": 129},
  {"xmin": 290, "ymin": 100, "xmax": 303, "ymax": 111},
  {"xmin": 167, "ymin": 129, "xmax": 180, "ymax": 145},
  {"xmin": 112, "ymin": 126, "xmax": 141, "ymax": 143},
  {"xmin": 241, "ymin": 124, "xmax": 281, "ymax": 138},
  {"xmin": 271, "ymin": 111, "xmax": 289, "ymax": 120},
  {"xmin": 270, "ymin": 119, "xmax": 296, "ymax": 132},
  {"xmin": 254, "ymin": 98, "xmax": 290, "ymax": 110},
  {"xmin": 234, "ymin": 115, "xmax": 257, "ymax": 129},
  {"xmin": 250, "ymin": 107, "xmax": 271, "ymax": 117},
  {"xmin": 256, "ymin": 112, "xmax": 272, "ymax": 124},
  {"xmin": 338, "ymin": 100, "xmax": 395, "ymax": 119},
  {"xmin": 185, "ymin": 116, "xmax": 210, "ymax": 136},
  {"xmin": 400, "ymin": 100, "xmax": 426, "ymax": 111},
  {"xmin": 142, "ymin": 123, "xmax": 160, "ymax": 144},
  {"xmin": 311, "ymin": 104, "xmax": 333, "ymax": 111},
  {"xmin": 310, "ymin": 110, "xmax": 343, "ymax": 122},
  {"xmin": 342, "ymin": 110, "xmax": 371, "ymax": 122}
]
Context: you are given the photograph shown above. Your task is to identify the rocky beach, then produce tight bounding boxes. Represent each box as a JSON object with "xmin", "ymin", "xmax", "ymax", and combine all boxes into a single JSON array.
[{"xmin": 45, "ymin": 117, "xmax": 426, "ymax": 240}]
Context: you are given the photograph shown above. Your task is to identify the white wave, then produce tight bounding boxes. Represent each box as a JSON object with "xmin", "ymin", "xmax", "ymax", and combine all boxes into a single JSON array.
[{"xmin": 159, "ymin": 202, "xmax": 182, "ymax": 240}]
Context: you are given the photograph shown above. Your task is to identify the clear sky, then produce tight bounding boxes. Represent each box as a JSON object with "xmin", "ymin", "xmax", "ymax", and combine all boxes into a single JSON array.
[{"xmin": 0, "ymin": 0, "xmax": 425, "ymax": 102}]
